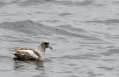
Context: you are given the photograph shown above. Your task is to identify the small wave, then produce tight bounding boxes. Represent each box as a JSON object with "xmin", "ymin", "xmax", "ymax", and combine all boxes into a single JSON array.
[
  {"xmin": 14, "ymin": 0, "xmax": 95, "ymax": 7},
  {"xmin": 55, "ymin": 53, "xmax": 100, "ymax": 60},
  {"xmin": 85, "ymin": 19, "xmax": 119, "ymax": 25},
  {"xmin": 17, "ymin": 0, "xmax": 55, "ymax": 6},
  {"xmin": 97, "ymin": 66, "xmax": 114, "ymax": 71},
  {"xmin": 101, "ymin": 48, "xmax": 119, "ymax": 56},
  {"xmin": 55, "ymin": 0, "xmax": 94, "ymax": 6}
]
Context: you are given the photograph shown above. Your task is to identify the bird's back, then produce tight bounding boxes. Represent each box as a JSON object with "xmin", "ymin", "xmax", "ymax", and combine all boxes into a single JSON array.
[{"xmin": 14, "ymin": 48, "xmax": 39, "ymax": 60}]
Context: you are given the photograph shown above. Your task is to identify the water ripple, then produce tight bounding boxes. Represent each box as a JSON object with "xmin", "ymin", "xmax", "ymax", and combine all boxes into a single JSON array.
[
  {"xmin": 101, "ymin": 48, "xmax": 119, "ymax": 56},
  {"xmin": 85, "ymin": 19, "xmax": 119, "ymax": 25}
]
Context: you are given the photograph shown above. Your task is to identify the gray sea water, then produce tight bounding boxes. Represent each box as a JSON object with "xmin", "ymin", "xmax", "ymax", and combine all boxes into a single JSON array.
[{"xmin": 0, "ymin": 0, "xmax": 119, "ymax": 77}]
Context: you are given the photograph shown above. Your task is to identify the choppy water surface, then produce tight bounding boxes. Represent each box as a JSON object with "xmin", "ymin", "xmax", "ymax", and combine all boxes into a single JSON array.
[{"xmin": 0, "ymin": 0, "xmax": 119, "ymax": 77}]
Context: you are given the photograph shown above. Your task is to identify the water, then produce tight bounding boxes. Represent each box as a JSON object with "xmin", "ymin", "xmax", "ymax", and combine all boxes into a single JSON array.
[{"xmin": 0, "ymin": 0, "xmax": 119, "ymax": 77}]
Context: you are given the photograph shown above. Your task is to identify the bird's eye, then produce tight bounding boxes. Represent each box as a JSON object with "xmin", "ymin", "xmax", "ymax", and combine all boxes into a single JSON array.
[{"xmin": 44, "ymin": 42, "xmax": 49, "ymax": 45}]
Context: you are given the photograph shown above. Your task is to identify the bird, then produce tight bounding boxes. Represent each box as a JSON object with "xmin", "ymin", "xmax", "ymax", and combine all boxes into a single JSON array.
[{"xmin": 13, "ymin": 39, "xmax": 52, "ymax": 61}]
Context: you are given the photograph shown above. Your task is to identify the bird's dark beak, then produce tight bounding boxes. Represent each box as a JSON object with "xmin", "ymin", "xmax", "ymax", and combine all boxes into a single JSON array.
[{"xmin": 49, "ymin": 45, "xmax": 53, "ymax": 50}]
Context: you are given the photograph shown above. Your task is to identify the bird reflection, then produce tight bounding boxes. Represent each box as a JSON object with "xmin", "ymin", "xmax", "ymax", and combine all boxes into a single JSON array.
[{"xmin": 13, "ymin": 60, "xmax": 44, "ymax": 71}]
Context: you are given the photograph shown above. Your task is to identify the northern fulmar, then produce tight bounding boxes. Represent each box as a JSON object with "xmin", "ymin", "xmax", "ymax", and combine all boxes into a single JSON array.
[{"xmin": 13, "ymin": 39, "xmax": 52, "ymax": 61}]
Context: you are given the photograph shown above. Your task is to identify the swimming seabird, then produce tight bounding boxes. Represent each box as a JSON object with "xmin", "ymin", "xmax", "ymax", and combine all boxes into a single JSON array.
[{"xmin": 13, "ymin": 39, "xmax": 52, "ymax": 61}]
